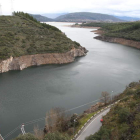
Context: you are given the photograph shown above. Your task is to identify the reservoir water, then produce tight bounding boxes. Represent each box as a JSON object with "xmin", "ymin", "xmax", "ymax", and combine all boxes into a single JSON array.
[{"xmin": 1, "ymin": 22, "xmax": 140, "ymax": 139}]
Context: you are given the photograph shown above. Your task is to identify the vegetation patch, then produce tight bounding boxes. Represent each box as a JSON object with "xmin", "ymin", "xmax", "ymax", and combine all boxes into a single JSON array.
[
  {"xmin": 81, "ymin": 22, "xmax": 140, "ymax": 41},
  {"xmin": 86, "ymin": 81, "xmax": 140, "ymax": 140}
]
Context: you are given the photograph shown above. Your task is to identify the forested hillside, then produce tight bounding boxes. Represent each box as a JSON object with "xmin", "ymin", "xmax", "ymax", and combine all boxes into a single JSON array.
[
  {"xmin": 82, "ymin": 22, "xmax": 140, "ymax": 41},
  {"xmin": 86, "ymin": 81, "xmax": 140, "ymax": 140},
  {"xmin": 0, "ymin": 12, "xmax": 81, "ymax": 60}
]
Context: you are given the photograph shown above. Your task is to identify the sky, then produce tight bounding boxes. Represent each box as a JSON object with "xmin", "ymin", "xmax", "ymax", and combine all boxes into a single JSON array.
[{"xmin": 0, "ymin": 0, "xmax": 140, "ymax": 18}]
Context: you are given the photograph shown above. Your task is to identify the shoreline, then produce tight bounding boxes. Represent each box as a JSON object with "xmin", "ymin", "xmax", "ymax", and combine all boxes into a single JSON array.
[
  {"xmin": 0, "ymin": 47, "xmax": 88, "ymax": 73},
  {"xmin": 69, "ymin": 25, "xmax": 140, "ymax": 50},
  {"xmin": 64, "ymin": 24, "xmax": 100, "ymax": 29},
  {"xmin": 95, "ymin": 36, "xmax": 140, "ymax": 49}
]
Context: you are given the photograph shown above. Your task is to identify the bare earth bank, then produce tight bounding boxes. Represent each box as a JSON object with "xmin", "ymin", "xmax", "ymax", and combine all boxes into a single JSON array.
[{"xmin": 0, "ymin": 47, "xmax": 87, "ymax": 73}]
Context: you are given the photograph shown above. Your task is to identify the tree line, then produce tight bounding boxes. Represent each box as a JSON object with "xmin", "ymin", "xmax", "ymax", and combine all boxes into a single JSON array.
[{"xmin": 13, "ymin": 11, "xmax": 61, "ymax": 32}]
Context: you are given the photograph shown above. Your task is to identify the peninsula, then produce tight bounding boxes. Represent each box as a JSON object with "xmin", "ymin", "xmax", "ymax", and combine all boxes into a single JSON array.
[{"xmin": 0, "ymin": 12, "xmax": 87, "ymax": 73}]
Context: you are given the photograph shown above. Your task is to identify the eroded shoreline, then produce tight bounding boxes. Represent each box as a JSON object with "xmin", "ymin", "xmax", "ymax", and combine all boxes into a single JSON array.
[
  {"xmin": 0, "ymin": 47, "xmax": 88, "ymax": 73},
  {"xmin": 70, "ymin": 25, "xmax": 140, "ymax": 49}
]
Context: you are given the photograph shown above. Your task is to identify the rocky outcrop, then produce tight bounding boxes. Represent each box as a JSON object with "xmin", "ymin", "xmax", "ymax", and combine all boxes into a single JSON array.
[
  {"xmin": 0, "ymin": 47, "xmax": 88, "ymax": 73},
  {"xmin": 95, "ymin": 36, "xmax": 140, "ymax": 49}
]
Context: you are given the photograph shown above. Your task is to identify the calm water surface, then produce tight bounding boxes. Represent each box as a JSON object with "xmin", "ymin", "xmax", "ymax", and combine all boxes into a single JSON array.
[{"xmin": 1, "ymin": 22, "xmax": 140, "ymax": 139}]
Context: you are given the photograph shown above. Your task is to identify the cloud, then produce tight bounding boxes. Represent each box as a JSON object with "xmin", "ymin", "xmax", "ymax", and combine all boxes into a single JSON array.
[{"xmin": 0, "ymin": 0, "xmax": 140, "ymax": 18}]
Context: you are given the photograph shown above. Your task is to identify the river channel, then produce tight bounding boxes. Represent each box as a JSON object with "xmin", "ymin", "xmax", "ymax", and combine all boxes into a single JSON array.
[{"xmin": 0, "ymin": 22, "xmax": 140, "ymax": 139}]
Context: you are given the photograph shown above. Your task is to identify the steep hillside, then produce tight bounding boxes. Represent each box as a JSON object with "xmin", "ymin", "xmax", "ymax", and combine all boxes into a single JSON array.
[
  {"xmin": 0, "ymin": 12, "xmax": 87, "ymax": 73},
  {"xmin": 31, "ymin": 14, "xmax": 54, "ymax": 22},
  {"xmin": 86, "ymin": 81, "xmax": 140, "ymax": 140},
  {"xmin": 55, "ymin": 12, "xmax": 122, "ymax": 22},
  {"xmin": 0, "ymin": 12, "xmax": 85, "ymax": 60}
]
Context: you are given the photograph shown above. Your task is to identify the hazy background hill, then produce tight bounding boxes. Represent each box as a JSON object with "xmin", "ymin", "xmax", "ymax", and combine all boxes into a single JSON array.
[
  {"xmin": 114, "ymin": 16, "xmax": 140, "ymax": 21},
  {"xmin": 55, "ymin": 12, "xmax": 122, "ymax": 22},
  {"xmin": 31, "ymin": 14, "xmax": 54, "ymax": 22},
  {"xmin": 42, "ymin": 13, "xmax": 68, "ymax": 19},
  {"xmin": 31, "ymin": 12, "xmax": 140, "ymax": 22}
]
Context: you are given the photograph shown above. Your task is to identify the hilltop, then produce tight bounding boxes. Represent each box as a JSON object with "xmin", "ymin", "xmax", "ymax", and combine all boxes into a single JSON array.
[
  {"xmin": 86, "ymin": 81, "xmax": 140, "ymax": 140},
  {"xmin": 55, "ymin": 12, "xmax": 122, "ymax": 22}
]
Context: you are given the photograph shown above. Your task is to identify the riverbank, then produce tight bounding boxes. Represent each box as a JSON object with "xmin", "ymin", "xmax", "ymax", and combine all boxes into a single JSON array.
[
  {"xmin": 93, "ymin": 27, "xmax": 140, "ymax": 49},
  {"xmin": 0, "ymin": 47, "xmax": 87, "ymax": 73},
  {"xmin": 65, "ymin": 24, "xmax": 100, "ymax": 29},
  {"xmin": 91, "ymin": 22, "xmax": 140, "ymax": 49},
  {"xmin": 69, "ymin": 23, "xmax": 140, "ymax": 50},
  {"xmin": 95, "ymin": 36, "xmax": 140, "ymax": 49}
]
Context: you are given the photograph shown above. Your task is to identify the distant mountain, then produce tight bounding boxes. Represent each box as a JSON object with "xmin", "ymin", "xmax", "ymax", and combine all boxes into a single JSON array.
[
  {"xmin": 31, "ymin": 14, "xmax": 54, "ymax": 22},
  {"xmin": 55, "ymin": 12, "xmax": 122, "ymax": 22},
  {"xmin": 114, "ymin": 16, "xmax": 140, "ymax": 21},
  {"xmin": 42, "ymin": 13, "xmax": 68, "ymax": 19}
]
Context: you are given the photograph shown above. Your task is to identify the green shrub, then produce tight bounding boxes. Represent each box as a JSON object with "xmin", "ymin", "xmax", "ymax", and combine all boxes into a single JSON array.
[
  {"xmin": 118, "ymin": 107, "xmax": 130, "ymax": 123},
  {"xmin": 129, "ymin": 100, "xmax": 137, "ymax": 108},
  {"xmin": 126, "ymin": 90, "xmax": 136, "ymax": 95},
  {"xmin": 21, "ymin": 44, "xmax": 26, "ymax": 48},
  {"xmin": 67, "ymin": 128, "xmax": 74, "ymax": 136},
  {"xmin": 14, "ymin": 12, "xmax": 61, "ymax": 32},
  {"xmin": 134, "ymin": 113, "xmax": 140, "ymax": 128},
  {"xmin": 113, "ymin": 105, "xmax": 122, "ymax": 115},
  {"xmin": 134, "ymin": 89, "xmax": 140, "ymax": 99},
  {"xmin": 43, "ymin": 132, "xmax": 69, "ymax": 140},
  {"xmin": 13, "ymin": 133, "xmax": 38, "ymax": 140},
  {"xmin": 128, "ymin": 82, "xmax": 138, "ymax": 88},
  {"xmin": 121, "ymin": 97, "xmax": 129, "ymax": 102},
  {"xmin": 119, "ymin": 123, "xmax": 129, "ymax": 139},
  {"xmin": 85, "ymin": 127, "xmax": 111, "ymax": 140},
  {"xmin": 74, "ymin": 41, "xmax": 80, "ymax": 47},
  {"xmin": 22, "ymin": 39, "xmax": 26, "ymax": 43}
]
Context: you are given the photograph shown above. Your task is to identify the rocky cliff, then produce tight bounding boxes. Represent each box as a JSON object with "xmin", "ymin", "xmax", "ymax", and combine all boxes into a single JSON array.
[
  {"xmin": 95, "ymin": 36, "xmax": 140, "ymax": 49},
  {"xmin": 0, "ymin": 47, "xmax": 87, "ymax": 73}
]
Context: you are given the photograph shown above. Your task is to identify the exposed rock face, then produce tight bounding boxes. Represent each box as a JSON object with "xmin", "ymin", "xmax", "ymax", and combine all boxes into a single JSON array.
[
  {"xmin": 0, "ymin": 47, "xmax": 88, "ymax": 73},
  {"xmin": 95, "ymin": 36, "xmax": 140, "ymax": 49}
]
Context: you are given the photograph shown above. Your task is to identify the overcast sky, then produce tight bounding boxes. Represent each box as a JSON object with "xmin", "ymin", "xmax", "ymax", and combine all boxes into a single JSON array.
[{"xmin": 0, "ymin": 0, "xmax": 140, "ymax": 17}]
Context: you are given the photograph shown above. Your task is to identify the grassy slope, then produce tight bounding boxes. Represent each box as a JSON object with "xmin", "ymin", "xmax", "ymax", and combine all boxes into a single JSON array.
[
  {"xmin": 82, "ymin": 22, "xmax": 140, "ymax": 41},
  {"xmin": 86, "ymin": 82, "xmax": 140, "ymax": 140},
  {"xmin": 0, "ymin": 14, "xmax": 80, "ymax": 60}
]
